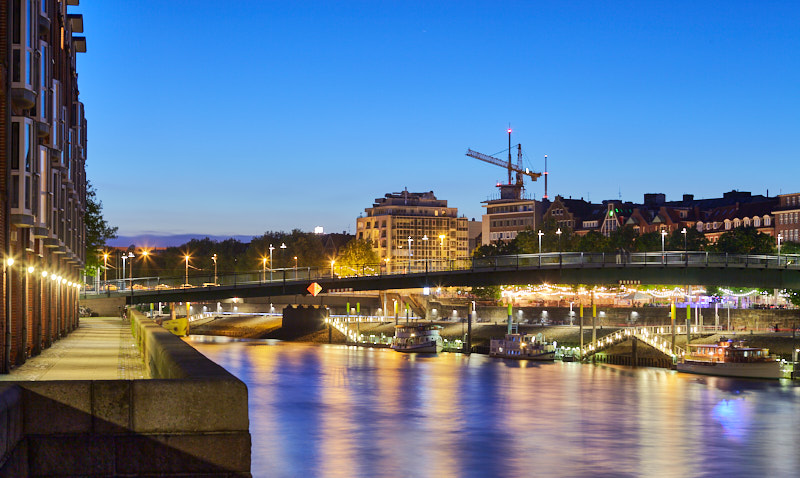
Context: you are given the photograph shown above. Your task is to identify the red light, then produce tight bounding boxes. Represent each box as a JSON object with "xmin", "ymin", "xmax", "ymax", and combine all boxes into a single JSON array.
[{"xmin": 507, "ymin": 128, "xmax": 512, "ymax": 133}]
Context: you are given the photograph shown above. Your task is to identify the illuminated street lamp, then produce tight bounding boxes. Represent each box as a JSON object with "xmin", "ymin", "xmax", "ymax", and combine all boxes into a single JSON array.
[
  {"xmin": 184, "ymin": 254, "xmax": 192, "ymax": 286},
  {"xmin": 211, "ymin": 253, "xmax": 218, "ymax": 285},
  {"xmin": 661, "ymin": 230, "xmax": 667, "ymax": 264},
  {"xmin": 681, "ymin": 227, "xmax": 687, "ymax": 252},
  {"xmin": 269, "ymin": 244, "xmax": 275, "ymax": 281},
  {"xmin": 331, "ymin": 259, "xmax": 335, "ymax": 278},
  {"xmin": 293, "ymin": 256, "xmax": 298, "ymax": 278},
  {"xmin": 556, "ymin": 228, "xmax": 562, "ymax": 253},
  {"xmin": 421, "ymin": 235, "xmax": 428, "ymax": 269},
  {"xmin": 407, "ymin": 236, "xmax": 413, "ymax": 271},
  {"xmin": 280, "ymin": 243, "xmax": 287, "ymax": 270},
  {"xmin": 262, "ymin": 257, "xmax": 268, "ymax": 282},
  {"xmin": 103, "ymin": 252, "xmax": 109, "ymax": 284},
  {"xmin": 537, "ymin": 230, "xmax": 544, "ymax": 254},
  {"xmin": 778, "ymin": 233, "xmax": 783, "ymax": 260}
]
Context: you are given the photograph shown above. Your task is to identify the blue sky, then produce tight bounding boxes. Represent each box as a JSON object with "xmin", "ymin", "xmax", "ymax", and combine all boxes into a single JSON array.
[{"xmin": 77, "ymin": 1, "xmax": 800, "ymax": 237}]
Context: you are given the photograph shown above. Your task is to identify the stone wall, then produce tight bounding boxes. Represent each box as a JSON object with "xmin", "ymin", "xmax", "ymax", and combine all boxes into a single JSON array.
[{"xmin": 0, "ymin": 310, "xmax": 251, "ymax": 477}]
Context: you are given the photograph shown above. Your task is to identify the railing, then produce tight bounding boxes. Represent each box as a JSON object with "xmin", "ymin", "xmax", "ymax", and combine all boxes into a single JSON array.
[
  {"xmin": 80, "ymin": 251, "xmax": 800, "ymax": 296},
  {"xmin": 581, "ymin": 325, "xmax": 695, "ymax": 359}
]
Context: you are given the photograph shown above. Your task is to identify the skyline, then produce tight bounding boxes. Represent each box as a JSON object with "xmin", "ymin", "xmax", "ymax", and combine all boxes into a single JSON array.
[{"xmin": 80, "ymin": 1, "xmax": 799, "ymax": 237}]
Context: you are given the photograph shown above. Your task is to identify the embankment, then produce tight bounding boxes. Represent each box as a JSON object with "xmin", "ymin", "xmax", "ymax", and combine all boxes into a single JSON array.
[{"xmin": 0, "ymin": 311, "xmax": 251, "ymax": 477}]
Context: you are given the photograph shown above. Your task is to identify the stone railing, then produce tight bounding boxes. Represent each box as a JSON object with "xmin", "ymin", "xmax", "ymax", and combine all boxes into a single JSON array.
[{"xmin": 0, "ymin": 310, "xmax": 251, "ymax": 477}]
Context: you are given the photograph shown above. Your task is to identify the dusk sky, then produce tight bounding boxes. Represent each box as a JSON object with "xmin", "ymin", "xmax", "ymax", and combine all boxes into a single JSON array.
[{"xmin": 78, "ymin": 1, "xmax": 799, "ymax": 239}]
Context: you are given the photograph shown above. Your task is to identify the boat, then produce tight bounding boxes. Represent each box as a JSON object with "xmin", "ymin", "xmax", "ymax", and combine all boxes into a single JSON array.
[
  {"xmin": 490, "ymin": 332, "xmax": 556, "ymax": 361},
  {"xmin": 391, "ymin": 323, "xmax": 444, "ymax": 353},
  {"xmin": 676, "ymin": 338, "xmax": 785, "ymax": 379}
]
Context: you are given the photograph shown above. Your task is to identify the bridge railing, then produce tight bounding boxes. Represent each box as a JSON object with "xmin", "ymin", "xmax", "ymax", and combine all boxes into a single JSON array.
[{"xmin": 81, "ymin": 251, "xmax": 800, "ymax": 296}]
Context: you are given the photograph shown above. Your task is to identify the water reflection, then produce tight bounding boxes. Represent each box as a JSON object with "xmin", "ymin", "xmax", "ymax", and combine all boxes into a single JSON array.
[{"xmin": 187, "ymin": 336, "xmax": 800, "ymax": 478}]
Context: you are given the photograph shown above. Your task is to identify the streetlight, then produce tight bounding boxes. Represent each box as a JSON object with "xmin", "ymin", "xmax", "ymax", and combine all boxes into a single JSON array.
[
  {"xmin": 537, "ymin": 230, "xmax": 544, "ymax": 253},
  {"xmin": 269, "ymin": 244, "xmax": 275, "ymax": 281},
  {"xmin": 556, "ymin": 228, "xmax": 562, "ymax": 252},
  {"xmin": 438, "ymin": 234, "xmax": 446, "ymax": 270},
  {"xmin": 127, "ymin": 251, "xmax": 134, "ymax": 285},
  {"xmin": 661, "ymin": 230, "xmax": 667, "ymax": 264},
  {"xmin": 293, "ymin": 256, "xmax": 298, "ymax": 278},
  {"xmin": 262, "ymin": 257, "xmax": 268, "ymax": 282},
  {"xmin": 331, "ymin": 259, "xmax": 335, "ymax": 278},
  {"xmin": 103, "ymin": 252, "xmax": 109, "ymax": 284},
  {"xmin": 681, "ymin": 227, "xmax": 688, "ymax": 266},
  {"xmin": 407, "ymin": 236, "xmax": 413, "ymax": 271},
  {"xmin": 211, "ymin": 253, "xmax": 217, "ymax": 285},
  {"xmin": 121, "ymin": 253, "xmax": 130, "ymax": 289},
  {"xmin": 778, "ymin": 233, "xmax": 783, "ymax": 261},
  {"xmin": 184, "ymin": 254, "xmax": 191, "ymax": 285},
  {"xmin": 280, "ymin": 243, "xmax": 287, "ymax": 271},
  {"xmin": 422, "ymin": 235, "xmax": 428, "ymax": 269}
]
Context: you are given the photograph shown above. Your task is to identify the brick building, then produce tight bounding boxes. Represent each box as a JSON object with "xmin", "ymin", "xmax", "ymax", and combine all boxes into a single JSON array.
[{"xmin": 0, "ymin": 0, "xmax": 86, "ymax": 372}]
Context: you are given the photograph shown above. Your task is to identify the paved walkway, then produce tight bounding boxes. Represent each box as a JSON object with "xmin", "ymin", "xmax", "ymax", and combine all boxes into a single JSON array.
[{"xmin": 0, "ymin": 317, "xmax": 146, "ymax": 381}]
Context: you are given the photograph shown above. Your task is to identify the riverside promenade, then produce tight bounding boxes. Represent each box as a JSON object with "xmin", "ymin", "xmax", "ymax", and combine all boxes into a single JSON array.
[
  {"xmin": 0, "ymin": 311, "xmax": 251, "ymax": 477},
  {"xmin": 0, "ymin": 317, "xmax": 145, "ymax": 381}
]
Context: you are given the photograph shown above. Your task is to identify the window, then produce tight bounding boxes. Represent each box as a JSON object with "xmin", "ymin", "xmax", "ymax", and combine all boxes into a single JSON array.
[{"xmin": 753, "ymin": 217, "xmax": 760, "ymax": 227}]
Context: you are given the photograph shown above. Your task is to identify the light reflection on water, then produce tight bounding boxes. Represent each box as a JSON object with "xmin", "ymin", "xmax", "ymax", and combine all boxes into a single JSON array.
[{"xmin": 187, "ymin": 336, "xmax": 800, "ymax": 478}]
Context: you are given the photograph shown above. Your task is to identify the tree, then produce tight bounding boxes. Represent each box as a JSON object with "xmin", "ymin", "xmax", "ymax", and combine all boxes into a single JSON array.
[
  {"xmin": 84, "ymin": 181, "xmax": 118, "ymax": 275},
  {"xmin": 713, "ymin": 226, "xmax": 775, "ymax": 254},
  {"xmin": 335, "ymin": 239, "xmax": 379, "ymax": 274},
  {"xmin": 577, "ymin": 231, "xmax": 610, "ymax": 252},
  {"xmin": 609, "ymin": 225, "xmax": 639, "ymax": 252},
  {"xmin": 666, "ymin": 227, "xmax": 708, "ymax": 251},
  {"xmin": 634, "ymin": 231, "xmax": 661, "ymax": 252}
]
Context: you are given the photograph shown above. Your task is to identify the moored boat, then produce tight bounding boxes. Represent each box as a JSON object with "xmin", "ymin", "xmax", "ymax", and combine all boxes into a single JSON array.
[
  {"xmin": 392, "ymin": 323, "xmax": 444, "ymax": 353},
  {"xmin": 676, "ymin": 338, "xmax": 785, "ymax": 379},
  {"xmin": 490, "ymin": 332, "xmax": 556, "ymax": 361}
]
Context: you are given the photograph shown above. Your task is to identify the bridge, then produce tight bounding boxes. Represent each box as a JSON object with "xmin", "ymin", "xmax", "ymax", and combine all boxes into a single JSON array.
[{"xmin": 81, "ymin": 251, "xmax": 800, "ymax": 305}]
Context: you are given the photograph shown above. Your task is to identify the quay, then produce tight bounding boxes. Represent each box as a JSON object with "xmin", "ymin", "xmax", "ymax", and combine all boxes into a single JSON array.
[{"xmin": 0, "ymin": 314, "xmax": 251, "ymax": 477}]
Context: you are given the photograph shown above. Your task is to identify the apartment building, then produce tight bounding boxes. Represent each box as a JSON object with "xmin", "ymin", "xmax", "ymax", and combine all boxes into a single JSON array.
[
  {"xmin": 357, "ymin": 190, "xmax": 469, "ymax": 268},
  {"xmin": 774, "ymin": 193, "xmax": 800, "ymax": 243},
  {"xmin": 0, "ymin": 0, "xmax": 86, "ymax": 371}
]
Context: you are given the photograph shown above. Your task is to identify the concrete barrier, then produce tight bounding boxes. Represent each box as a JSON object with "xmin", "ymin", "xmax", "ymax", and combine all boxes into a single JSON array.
[{"xmin": 0, "ymin": 310, "xmax": 251, "ymax": 477}]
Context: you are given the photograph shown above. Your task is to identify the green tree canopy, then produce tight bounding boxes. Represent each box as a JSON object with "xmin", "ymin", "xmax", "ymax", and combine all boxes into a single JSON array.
[
  {"xmin": 712, "ymin": 226, "xmax": 775, "ymax": 254},
  {"xmin": 666, "ymin": 227, "xmax": 708, "ymax": 251},
  {"xmin": 84, "ymin": 181, "xmax": 118, "ymax": 275},
  {"xmin": 335, "ymin": 239, "xmax": 379, "ymax": 274}
]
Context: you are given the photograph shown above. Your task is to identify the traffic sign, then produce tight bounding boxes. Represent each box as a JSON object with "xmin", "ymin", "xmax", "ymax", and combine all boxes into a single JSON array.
[{"xmin": 307, "ymin": 282, "xmax": 322, "ymax": 297}]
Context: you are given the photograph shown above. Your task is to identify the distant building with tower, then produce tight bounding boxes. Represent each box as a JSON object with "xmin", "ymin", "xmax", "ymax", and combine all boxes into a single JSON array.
[{"xmin": 356, "ymin": 190, "xmax": 469, "ymax": 269}]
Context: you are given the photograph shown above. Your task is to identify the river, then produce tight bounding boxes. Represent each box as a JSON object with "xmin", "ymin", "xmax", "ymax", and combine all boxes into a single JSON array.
[{"xmin": 187, "ymin": 336, "xmax": 800, "ymax": 478}]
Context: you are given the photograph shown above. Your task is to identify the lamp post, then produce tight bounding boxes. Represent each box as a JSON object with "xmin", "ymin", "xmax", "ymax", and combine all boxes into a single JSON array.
[
  {"xmin": 269, "ymin": 244, "xmax": 275, "ymax": 281},
  {"xmin": 778, "ymin": 233, "xmax": 783, "ymax": 264},
  {"xmin": 556, "ymin": 228, "xmax": 562, "ymax": 252},
  {"xmin": 681, "ymin": 227, "xmax": 688, "ymax": 266},
  {"xmin": 407, "ymin": 236, "xmax": 414, "ymax": 272},
  {"xmin": 280, "ymin": 243, "xmax": 287, "ymax": 272},
  {"xmin": 262, "ymin": 257, "xmax": 268, "ymax": 282},
  {"xmin": 211, "ymin": 253, "xmax": 217, "ymax": 285},
  {"xmin": 127, "ymin": 251, "xmax": 134, "ymax": 285},
  {"xmin": 293, "ymin": 256, "xmax": 298, "ymax": 279},
  {"xmin": 330, "ymin": 260, "xmax": 335, "ymax": 278},
  {"xmin": 421, "ymin": 235, "xmax": 428, "ymax": 270},
  {"xmin": 103, "ymin": 253, "xmax": 109, "ymax": 285},
  {"xmin": 438, "ymin": 234, "xmax": 445, "ymax": 270},
  {"xmin": 121, "ymin": 253, "xmax": 129, "ymax": 290},
  {"xmin": 661, "ymin": 230, "xmax": 667, "ymax": 264},
  {"xmin": 184, "ymin": 255, "xmax": 191, "ymax": 286},
  {"xmin": 538, "ymin": 230, "xmax": 544, "ymax": 253}
]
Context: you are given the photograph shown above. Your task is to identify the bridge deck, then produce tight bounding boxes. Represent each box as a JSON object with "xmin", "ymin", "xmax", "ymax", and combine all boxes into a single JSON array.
[{"xmin": 0, "ymin": 317, "xmax": 146, "ymax": 381}]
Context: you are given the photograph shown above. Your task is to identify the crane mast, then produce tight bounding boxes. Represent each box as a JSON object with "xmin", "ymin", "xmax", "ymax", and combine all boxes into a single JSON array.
[{"xmin": 466, "ymin": 129, "xmax": 542, "ymax": 200}]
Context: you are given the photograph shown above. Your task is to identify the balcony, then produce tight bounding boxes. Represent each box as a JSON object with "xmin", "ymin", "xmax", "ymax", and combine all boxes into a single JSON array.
[
  {"xmin": 32, "ymin": 227, "xmax": 49, "ymax": 239},
  {"xmin": 10, "ymin": 87, "xmax": 36, "ymax": 109},
  {"xmin": 38, "ymin": 13, "xmax": 51, "ymax": 33},
  {"xmin": 10, "ymin": 214, "xmax": 35, "ymax": 228}
]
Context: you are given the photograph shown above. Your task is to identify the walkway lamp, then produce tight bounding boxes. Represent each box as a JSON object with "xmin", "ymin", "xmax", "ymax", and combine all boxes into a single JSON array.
[
  {"xmin": 127, "ymin": 252, "xmax": 134, "ymax": 285},
  {"xmin": 102, "ymin": 252, "xmax": 109, "ymax": 284},
  {"xmin": 211, "ymin": 253, "xmax": 217, "ymax": 285},
  {"xmin": 184, "ymin": 255, "xmax": 191, "ymax": 286},
  {"xmin": 538, "ymin": 230, "xmax": 544, "ymax": 253},
  {"xmin": 331, "ymin": 260, "xmax": 335, "ymax": 278},
  {"xmin": 280, "ymin": 243, "xmax": 287, "ymax": 270},
  {"xmin": 293, "ymin": 256, "xmax": 298, "ymax": 278},
  {"xmin": 262, "ymin": 257, "xmax": 268, "ymax": 282},
  {"xmin": 269, "ymin": 244, "xmax": 275, "ymax": 281},
  {"xmin": 121, "ymin": 253, "xmax": 129, "ymax": 289},
  {"xmin": 422, "ymin": 235, "xmax": 428, "ymax": 269},
  {"xmin": 407, "ymin": 236, "xmax": 414, "ymax": 271},
  {"xmin": 661, "ymin": 230, "xmax": 667, "ymax": 264},
  {"xmin": 681, "ymin": 228, "xmax": 688, "ymax": 266},
  {"xmin": 778, "ymin": 233, "xmax": 783, "ymax": 264},
  {"xmin": 556, "ymin": 228, "xmax": 562, "ymax": 253}
]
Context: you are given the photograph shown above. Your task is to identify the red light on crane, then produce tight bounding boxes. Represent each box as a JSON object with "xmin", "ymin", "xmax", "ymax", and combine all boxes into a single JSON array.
[{"xmin": 507, "ymin": 128, "xmax": 512, "ymax": 133}]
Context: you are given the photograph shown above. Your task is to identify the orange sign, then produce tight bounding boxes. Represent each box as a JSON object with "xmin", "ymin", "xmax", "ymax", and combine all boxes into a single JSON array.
[{"xmin": 307, "ymin": 282, "xmax": 322, "ymax": 297}]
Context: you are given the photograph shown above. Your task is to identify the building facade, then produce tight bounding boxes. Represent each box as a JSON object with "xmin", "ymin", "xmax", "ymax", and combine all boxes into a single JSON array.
[
  {"xmin": 357, "ymin": 190, "xmax": 469, "ymax": 270},
  {"xmin": 0, "ymin": 0, "xmax": 86, "ymax": 372},
  {"xmin": 774, "ymin": 193, "xmax": 800, "ymax": 243}
]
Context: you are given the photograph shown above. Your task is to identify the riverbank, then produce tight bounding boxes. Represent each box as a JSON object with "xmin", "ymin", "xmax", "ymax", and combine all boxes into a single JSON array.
[{"xmin": 189, "ymin": 314, "xmax": 800, "ymax": 359}]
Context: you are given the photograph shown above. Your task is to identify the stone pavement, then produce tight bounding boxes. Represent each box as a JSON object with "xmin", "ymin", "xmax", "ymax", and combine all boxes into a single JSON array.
[{"xmin": 0, "ymin": 316, "xmax": 146, "ymax": 381}]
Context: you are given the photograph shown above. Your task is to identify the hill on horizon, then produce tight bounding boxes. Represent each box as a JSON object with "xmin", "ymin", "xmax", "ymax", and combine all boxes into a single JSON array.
[{"xmin": 107, "ymin": 234, "xmax": 256, "ymax": 248}]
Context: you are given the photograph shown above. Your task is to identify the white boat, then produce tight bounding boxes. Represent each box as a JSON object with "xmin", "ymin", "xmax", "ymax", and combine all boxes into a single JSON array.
[
  {"xmin": 391, "ymin": 323, "xmax": 443, "ymax": 353},
  {"xmin": 490, "ymin": 332, "xmax": 556, "ymax": 361},
  {"xmin": 676, "ymin": 338, "xmax": 785, "ymax": 379}
]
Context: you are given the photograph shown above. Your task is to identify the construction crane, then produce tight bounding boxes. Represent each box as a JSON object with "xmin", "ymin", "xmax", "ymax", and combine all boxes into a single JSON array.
[{"xmin": 466, "ymin": 128, "xmax": 542, "ymax": 200}]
